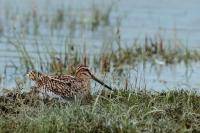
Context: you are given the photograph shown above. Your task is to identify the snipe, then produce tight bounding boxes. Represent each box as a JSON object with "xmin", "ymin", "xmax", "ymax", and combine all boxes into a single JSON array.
[{"xmin": 27, "ymin": 64, "xmax": 112, "ymax": 98}]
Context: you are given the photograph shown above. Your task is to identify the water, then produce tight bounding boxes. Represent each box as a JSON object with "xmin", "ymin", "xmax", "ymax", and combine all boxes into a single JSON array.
[{"xmin": 0, "ymin": 0, "xmax": 200, "ymax": 90}]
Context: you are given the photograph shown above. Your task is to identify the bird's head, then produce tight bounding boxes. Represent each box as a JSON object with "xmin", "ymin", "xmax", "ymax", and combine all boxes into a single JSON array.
[
  {"xmin": 75, "ymin": 65, "xmax": 92, "ymax": 80},
  {"xmin": 27, "ymin": 70, "xmax": 43, "ymax": 81},
  {"xmin": 75, "ymin": 64, "xmax": 113, "ymax": 91}
]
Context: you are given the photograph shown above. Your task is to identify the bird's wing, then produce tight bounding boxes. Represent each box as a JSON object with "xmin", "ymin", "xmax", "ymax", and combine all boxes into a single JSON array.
[
  {"xmin": 48, "ymin": 75, "xmax": 76, "ymax": 83},
  {"xmin": 45, "ymin": 75, "xmax": 83, "ymax": 97}
]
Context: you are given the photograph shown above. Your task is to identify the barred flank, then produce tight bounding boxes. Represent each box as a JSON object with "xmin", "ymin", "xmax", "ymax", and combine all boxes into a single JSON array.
[{"xmin": 36, "ymin": 73, "xmax": 88, "ymax": 97}]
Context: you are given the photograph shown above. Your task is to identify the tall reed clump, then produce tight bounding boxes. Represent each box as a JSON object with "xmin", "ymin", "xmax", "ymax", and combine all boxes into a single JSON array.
[
  {"xmin": 90, "ymin": 3, "xmax": 113, "ymax": 31},
  {"xmin": 8, "ymin": 37, "xmax": 35, "ymax": 73},
  {"xmin": 7, "ymin": 34, "xmax": 84, "ymax": 76},
  {"xmin": 98, "ymin": 35, "xmax": 200, "ymax": 68}
]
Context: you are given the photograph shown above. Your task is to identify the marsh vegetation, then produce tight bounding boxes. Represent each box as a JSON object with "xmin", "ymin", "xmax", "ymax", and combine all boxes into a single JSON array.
[
  {"xmin": 0, "ymin": 0, "xmax": 200, "ymax": 132},
  {"xmin": 0, "ymin": 89, "xmax": 200, "ymax": 132}
]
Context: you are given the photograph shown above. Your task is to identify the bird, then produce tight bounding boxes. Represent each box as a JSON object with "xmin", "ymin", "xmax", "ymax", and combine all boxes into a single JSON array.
[{"xmin": 27, "ymin": 64, "xmax": 112, "ymax": 98}]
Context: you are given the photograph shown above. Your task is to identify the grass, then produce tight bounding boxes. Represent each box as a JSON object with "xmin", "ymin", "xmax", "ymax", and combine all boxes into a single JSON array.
[{"xmin": 0, "ymin": 89, "xmax": 200, "ymax": 132}]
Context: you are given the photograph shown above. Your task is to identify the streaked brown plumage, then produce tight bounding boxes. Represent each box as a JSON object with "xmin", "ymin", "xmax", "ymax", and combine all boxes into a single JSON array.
[{"xmin": 27, "ymin": 64, "xmax": 112, "ymax": 98}]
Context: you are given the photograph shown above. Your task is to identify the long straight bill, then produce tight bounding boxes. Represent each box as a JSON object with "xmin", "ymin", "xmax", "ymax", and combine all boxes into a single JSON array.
[{"xmin": 91, "ymin": 74, "xmax": 113, "ymax": 91}]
